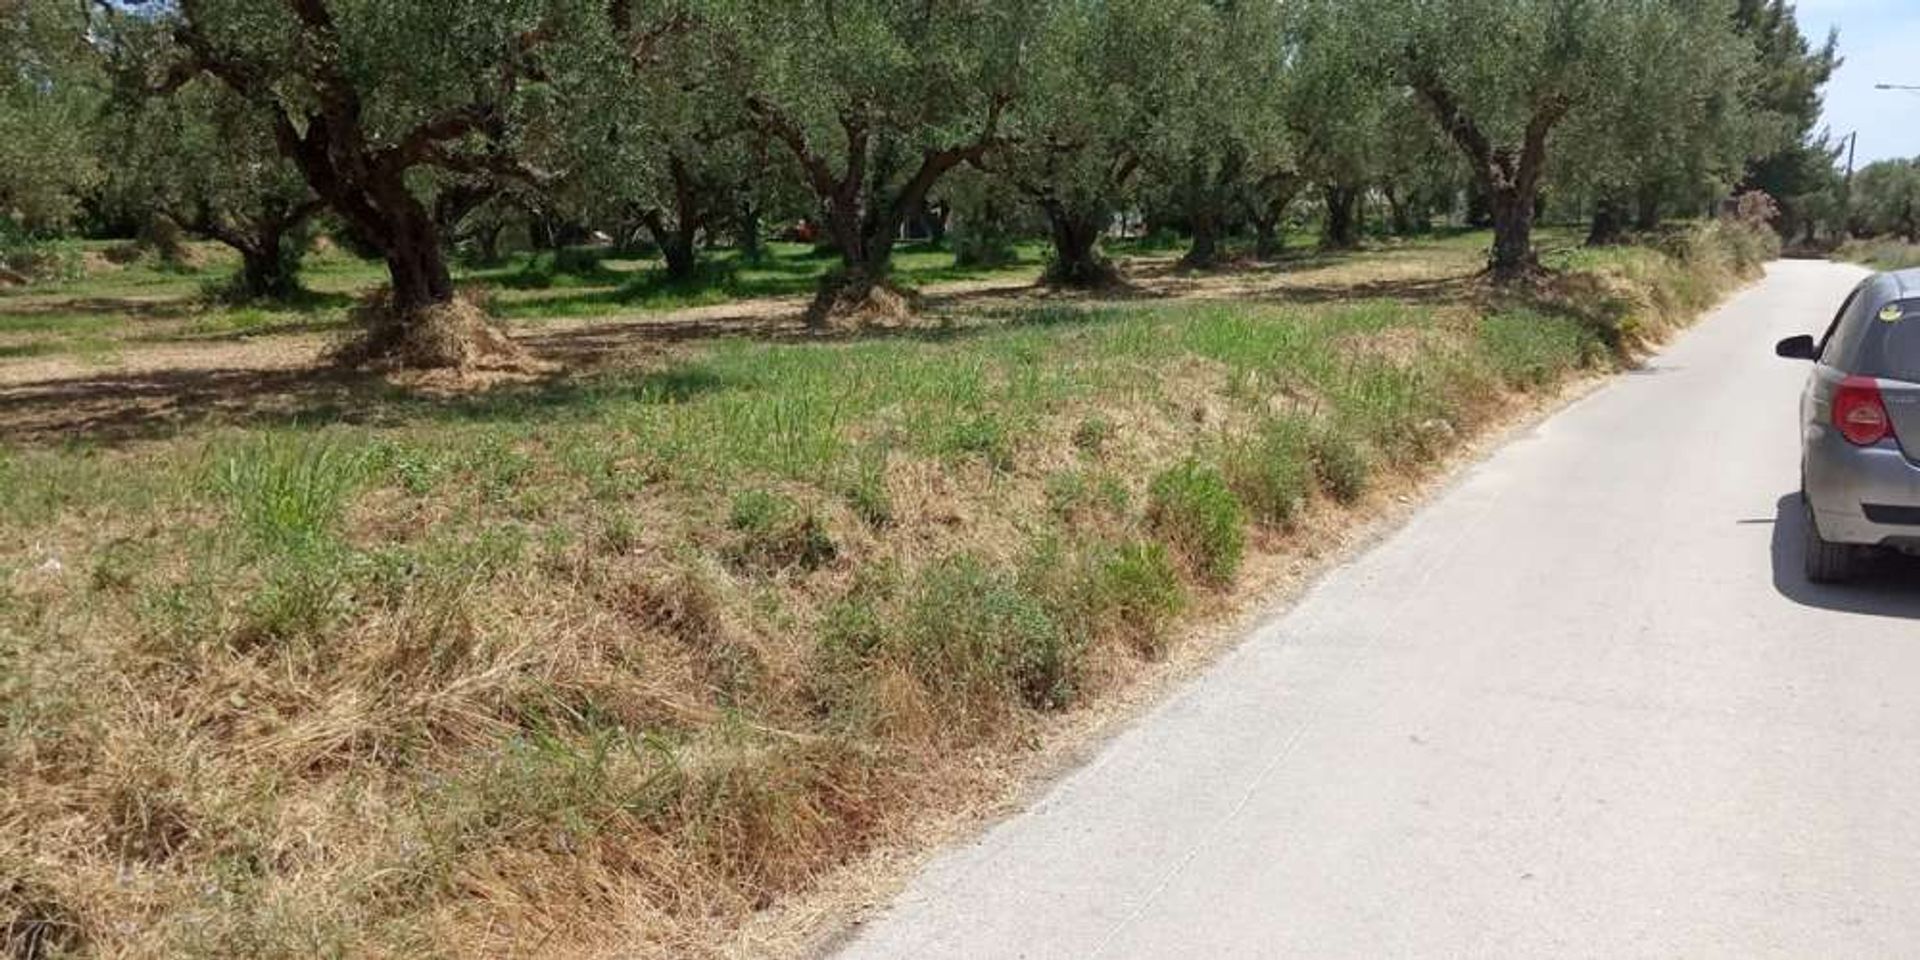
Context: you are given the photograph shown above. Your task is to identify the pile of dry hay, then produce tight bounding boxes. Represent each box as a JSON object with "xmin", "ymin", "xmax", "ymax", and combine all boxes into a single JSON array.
[
  {"xmin": 333, "ymin": 289, "xmax": 540, "ymax": 372},
  {"xmin": 804, "ymin": 279, "xmax": 920, "ymax": 329}
]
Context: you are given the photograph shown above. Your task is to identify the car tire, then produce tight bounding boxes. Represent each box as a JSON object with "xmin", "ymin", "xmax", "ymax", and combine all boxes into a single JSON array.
[{"xmin": 1803, "ymin": 497, "xmax": 1857, "ymax": 584}]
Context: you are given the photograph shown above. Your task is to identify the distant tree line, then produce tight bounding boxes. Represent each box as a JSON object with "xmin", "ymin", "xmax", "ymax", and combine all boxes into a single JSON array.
[{"xmin": 0, "ymin": 0, "xmax": 1843, "ymax": 365}]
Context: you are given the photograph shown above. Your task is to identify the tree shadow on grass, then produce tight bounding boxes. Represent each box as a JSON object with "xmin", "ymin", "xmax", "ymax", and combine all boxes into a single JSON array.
[
  {"xmin": 0, "ymin": 365, "xmax": 380, "ymax": 446},
  {"xmin": 0, "ymin": 353, "xmax": 742, "ymax": 447},
  {"xmin": 1250, "ymin": 272, "xmax": 1485, "ymax": 308},
  {"xmin": 0, "ymin": 296, "xmax": 203, "ymax": 322}
]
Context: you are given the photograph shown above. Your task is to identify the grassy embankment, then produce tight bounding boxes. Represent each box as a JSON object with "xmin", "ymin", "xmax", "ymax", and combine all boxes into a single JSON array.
[
  {"xmin": 0, "ymin": 222, "xmax": 1774, "ymax": 957},
  {"xmin": 1835, "ymin": 237, "xmax": 1920, "ymax": 273}
]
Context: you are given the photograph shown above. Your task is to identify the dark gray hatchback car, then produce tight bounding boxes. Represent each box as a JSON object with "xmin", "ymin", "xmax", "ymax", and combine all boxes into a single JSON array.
[{"xmin": 1777, "ymin": 269, "xmax": 1920, "ymax": 582}]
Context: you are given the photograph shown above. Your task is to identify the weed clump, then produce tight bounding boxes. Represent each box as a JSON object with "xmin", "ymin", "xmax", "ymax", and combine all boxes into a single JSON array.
[
  {"xmin": 1072, "ymin": 415, "xmax": 1114, "ymax": 455},
  {"xmin": 212, "ymin": 435, "xmax": 368, "ymax": 647},
  {"xmin": 1480, "ymin": 308, "xmax": 1601, "ymax": 387},
  {"xmin": 1147, "ymin": 459, "xmax": 1247, "ymax": 586},
  {"xmin": 904, "ymin": 555, "xmax": 1077, "ymax": 712},
  {"xmin": 2, "ymin": 877, "xmax": 83, "ymax": 960},
  {"xmin": 726, "ymin": 489, "xmax": 837, "ymax": 573},
  {"xmin": 840, "ymin": 452, "xmax": 894, "ymax": 529},
  {"xmin": 940, "ymin": 414, "xmax": 1015, "ymax": 470},
  {"xmin": 1309, "ymin": 429, "xmax": 1372, "ymax": 505},
  {"xmin": 1084, "ymin": 541, "xmax": 1187, "ymax": 659},
  {"xmin": 1223, "ymin": 415, "xmax": 1313, "ymax": 527},
  {"xmin": 212, "ymin": 435, "xmax": 366, "ymax": 555}
]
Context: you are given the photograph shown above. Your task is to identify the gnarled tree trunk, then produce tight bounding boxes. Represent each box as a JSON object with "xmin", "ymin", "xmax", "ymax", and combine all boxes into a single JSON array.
[
  {"xmin": 642, "ymin": 155, "xmax": 706, "ymax": 282},
  {"xmin": 1408, "ymin": 58, "xmax": 1567, "ymax": 283},
  {"xmin": 1384, "ymin": 186, "xmax": 1415, "ymax": 236},
  {"xmin": 1322, "ymin": 183, "xmax": 1362, "ymax": 250},
  {"xmin": 1181, "ymin": 212, "xmax": 1222, "ymax": 269},
  {"xmin": 181, "ymin": 198, "xmax": 319, "ymax": 302},
  {"xmin": 736, "ymin": 199, "xmax": 763, "ymax": 262},
  {"xmin": 748, "ymin": 94, "xmax": 1006, "ymax": 327},
  {"xmin": 1041, "ymin": 201, "xmax": 1116, "ymax": 287},
  {"xmin": 235, "ymin": 231, "xmax": 301, "ymax": 301},
  {"xmin": 1251, "ymin": 174, "xmax": 1300, "ymax": 261},
  {"xmin": 1634, "ymin": 182, "xmax": 1664, "ymax": 232},
  {"xmin": 1586, "ymin": 195, "xmax": 1629, "ymax": 246},
  {"xmin": 1488, "ymin": 189, "xmax": 1539, "ymax": 280}
]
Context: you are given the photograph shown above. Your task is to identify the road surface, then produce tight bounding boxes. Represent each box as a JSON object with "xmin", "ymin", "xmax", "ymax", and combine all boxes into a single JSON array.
[{"xmin": 836, "ymin": 259, "xmax": 1920, "ymax": 959}]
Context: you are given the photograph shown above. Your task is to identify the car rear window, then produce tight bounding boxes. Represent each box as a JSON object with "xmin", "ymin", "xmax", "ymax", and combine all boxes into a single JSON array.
[{"xmin": 1854, "ymin": 298, "xmax": 1920, "ymax": 384}]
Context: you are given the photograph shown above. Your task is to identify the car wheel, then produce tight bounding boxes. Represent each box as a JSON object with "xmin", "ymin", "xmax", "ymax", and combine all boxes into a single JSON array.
[{"xmin": 1803, "ymin": 497, "xmax": 1857, "ymax": 584}]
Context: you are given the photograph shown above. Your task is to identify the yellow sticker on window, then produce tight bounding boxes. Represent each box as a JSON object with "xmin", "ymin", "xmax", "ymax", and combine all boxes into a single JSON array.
[{"xmin": 1881, "ymin": 303, "xmax": 1905, "ymax": 323}]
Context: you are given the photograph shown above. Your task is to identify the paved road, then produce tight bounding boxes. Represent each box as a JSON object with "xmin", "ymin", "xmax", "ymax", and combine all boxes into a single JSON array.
[{"xmin": 837, "ymin": 260, "xmax": 1920, "ymax": 959}]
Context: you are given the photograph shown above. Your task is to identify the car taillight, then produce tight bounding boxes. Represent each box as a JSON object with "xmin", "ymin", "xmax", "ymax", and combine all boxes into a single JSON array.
[{"xmin": 1834, "ymin": 376, "xmax": 1894, "ymax": 446}]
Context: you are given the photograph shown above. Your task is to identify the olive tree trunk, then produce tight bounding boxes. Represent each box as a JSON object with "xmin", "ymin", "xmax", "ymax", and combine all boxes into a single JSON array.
[
  {"xmin": 1408, "ymin": 62, "xmax": 1567, "ymax": 283},
  {"xmin": 1586, "ymin": 195, "xmax": 1629, "ymax": 246},
  {"xmin": 1321, "ymin": 184, "xmax": 1362, "ymax": 249},
  {"xmin": 1041, "ymin": 201, "xmax": 1116, "ymax": 287}
]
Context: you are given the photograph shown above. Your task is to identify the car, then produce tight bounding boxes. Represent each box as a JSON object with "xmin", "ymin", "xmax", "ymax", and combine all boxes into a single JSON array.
[{"xmin": 1776, "ymin": 268, "xmax": 1920, "ymax": 582}]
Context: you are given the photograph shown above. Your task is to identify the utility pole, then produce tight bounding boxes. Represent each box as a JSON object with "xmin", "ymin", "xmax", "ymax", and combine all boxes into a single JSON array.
[{"xmin": 1836, "ymin": 131, "xmax": 1858, "ymax": 242}]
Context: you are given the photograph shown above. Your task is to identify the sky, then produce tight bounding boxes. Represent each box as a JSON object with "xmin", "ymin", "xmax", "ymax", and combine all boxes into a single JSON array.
[{"xmin": 1795, "ymin": 0, "xmax": 1920, "ymax": 166}]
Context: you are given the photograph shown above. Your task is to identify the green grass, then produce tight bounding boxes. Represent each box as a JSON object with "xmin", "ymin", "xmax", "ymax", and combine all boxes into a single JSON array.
[
  {"xmin": 1836, "ymin": 237, "xmax": 1920, "ymax": 272},
  {"xmin": 0, "ymin": 238, "xmax": 1050, "ymax": 352},
  {"xmin": 1147, "ymin": 459, "xmax": 1248, "ymax": 586}
]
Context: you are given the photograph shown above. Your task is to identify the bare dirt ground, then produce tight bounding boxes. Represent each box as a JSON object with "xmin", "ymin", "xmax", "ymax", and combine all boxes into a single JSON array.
[{"xmin": 0, "ymin": 243, "xmax": 1482, "ymax": 445}]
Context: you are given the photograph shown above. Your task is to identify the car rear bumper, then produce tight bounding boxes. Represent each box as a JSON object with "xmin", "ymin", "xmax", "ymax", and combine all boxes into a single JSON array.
[{"xmin": 1806, "ymin": 430, "xmax": 1920, "ymax": 547}]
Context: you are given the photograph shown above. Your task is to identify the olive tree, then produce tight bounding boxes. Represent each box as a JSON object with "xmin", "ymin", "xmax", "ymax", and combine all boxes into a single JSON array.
[
  {"xmin": 540, "ymin": 2, "xmax": 753, "ymax": 282},
  {"xmin": 1553, "ymin": 0, "xmax": 1757, "ymax": 244},
  {"xmin": 708, "ymin": 0, "xmax": 1040, "ymax": 324},
  {"xmin": 0, "ymin": 0, "xmax": 103, "ymax": 246},
  {"xmin": 1134, "ymin": 0, "xmax": 1289, "ymax": 270},
  {"xmin": 1282, "ymin": 7, "xmax": 1390, "ymax": 250},
  {"xmin": 158, "ymin": 0, "xmax": 572, "ymax": 365},
  {"xmin": 1338, "ymin": 0, "xmax": 1690, "ymax": 281},
  {"xmin": 982, "ymin": 0, "xmax": 1189, "ymax": 285},
  {"xmin": 108, "ymin": 77, "xmax": 320, "ymax": 299},
  {"xmin": 1851, "ymin": 160, "xmax": 1920, "ymax": 244}
]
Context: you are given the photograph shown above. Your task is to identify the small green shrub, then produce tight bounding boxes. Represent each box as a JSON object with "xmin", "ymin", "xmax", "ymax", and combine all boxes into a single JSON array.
[
  {"xmin": 371, "ymin": 441, "xmax": 445, "ymax": 496},
  {"xmin": 511, "ymin": 247, "xmax": 619, "ymax": 289},
  {"xmin": 89, "ymin": 538, "xmax": 147, "ymax": 593},
  {"xmin": 820, "ymin": 595, "xmax": 888, "ymax": 666},
  {"xmin": 1223, "ymin": 415, "xmax": 1312, "ymax": 527},
  {"xmin": 211, "ymin": 435, "xmax": 367, "ymax": 556},
  {"xmin": 1309, "ymin": 429, "xmax": 1371, "ymax": 504},
  {"xmin": 725, "ymin": 489, "xmax": 836, "ymax": 573},
  {"xmin": 1085, "ymin": 541, "xmax": 1186, "ymax": 659},
  {"xmin": 940, "ymin": 414, "xmax": 1014, "ymax": 470},
  {"xmin": 237, "ymin": 558, "xmax": 349, "ymax": 648},
  {"xmin": 1479, "ymin": 308, "xmax": 1600, "ymax": 388},
  {"xmin": 904, "ymin": 556, "xmax": 1076, "ymax": 711},
  {"xmin": 599, "ymin": 510, "xmax": 641, "ymax": 555},
  {"xmin": 1044, "ymin": 470, "xmax": 1089, "ymax": 519},
  {"xmin": 1146, "ymin": 459, "xmax": 1247, "ymax": 586},
  {"xmin": 1072, "ymin": 415, "xmax": 1113, "ymax": 455},
  {"xmin": 1046, "ymin": 469, "xmax": 1129, "ymax": 524},
  {"xmin": 840, "ymin": 453, "xmax": 894, "ymax": 529},
  {"xmin": 728, "ymin": 489, "xmax": 786, "ymax": 534}
]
